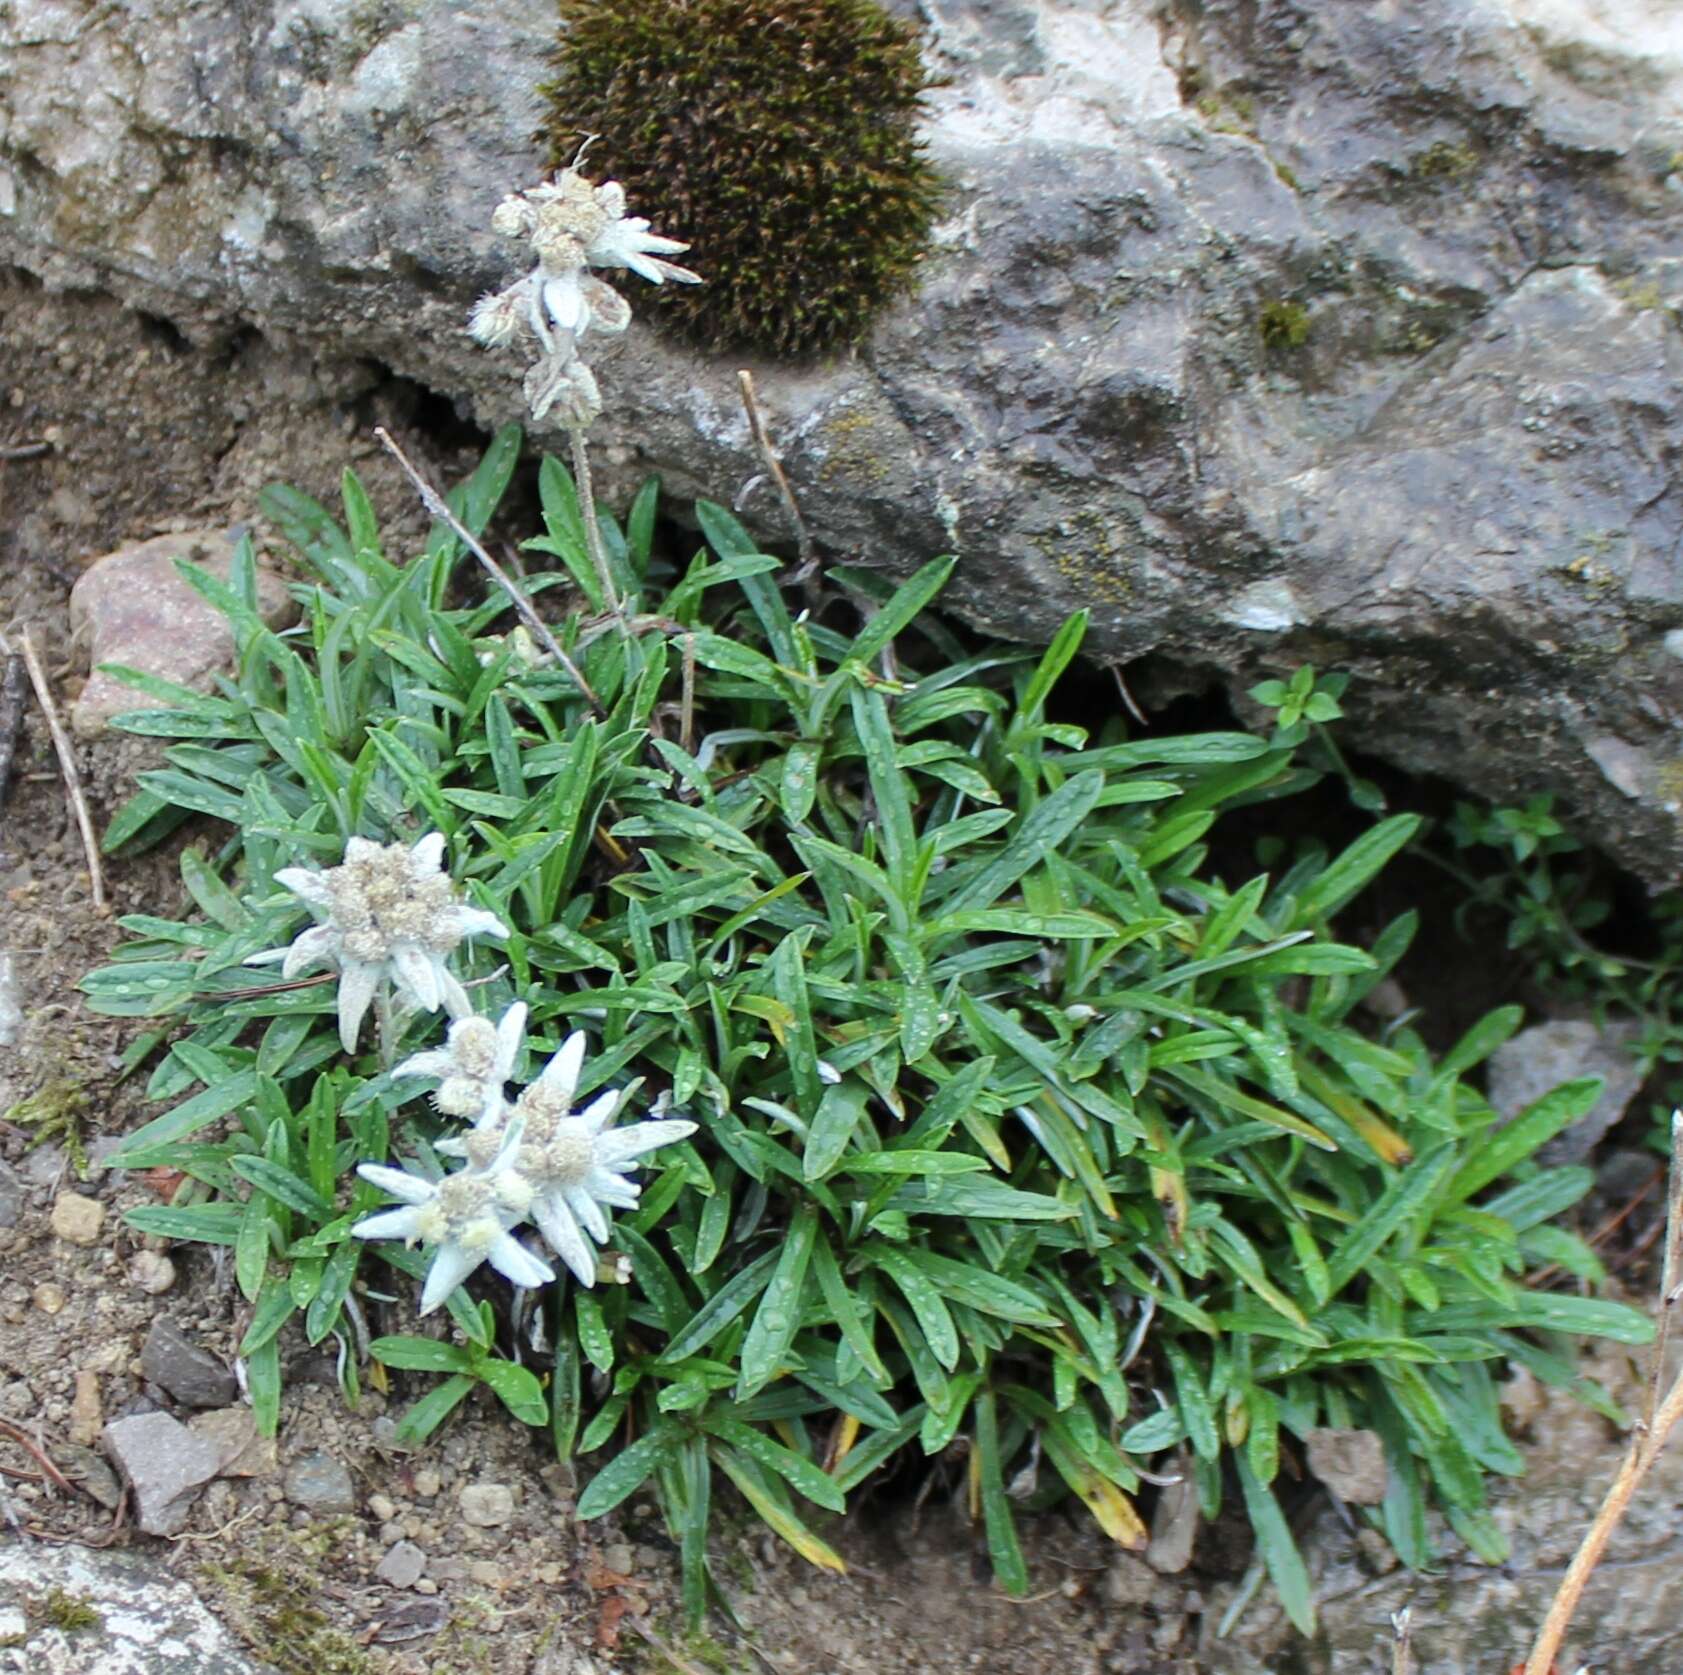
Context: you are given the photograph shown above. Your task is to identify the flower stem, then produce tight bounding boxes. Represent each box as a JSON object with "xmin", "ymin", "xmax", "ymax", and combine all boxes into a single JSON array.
[
  {"xmin": 375, "ymin": 984, "xmax": 396, "ymax": 1071},
  {"xmin": 569, "ymin": 425, "xmax": 624, "ymax": 622}
]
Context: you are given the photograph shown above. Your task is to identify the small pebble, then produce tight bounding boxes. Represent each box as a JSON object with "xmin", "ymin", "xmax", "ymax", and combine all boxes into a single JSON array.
[
  {"xmin": 458, "ymin": 1482, "xmax": 515, "ymax": 1528},
  {"xmin": 0, "ymin": 1606, "xmax": 25, "ymax": 1641},
  {"xmin": 414, "ymin": 1578, "xmax": 439, "ymax": 1596},
  {"xmin": 50, "ymin": 1191, "xmax": 105, "ymax": 1246},
  {"xmin": 601, "ymin": 1543, "xmax": 634, "ymax": 1577},
  {"xmin": 283, "ymin": 1451, "xmax": 357, "ymax": 1515},
  {"xmin": 375, "ymin": 1539, "xmax": 428, "ymax": 1589},
  {"xmin": 368, "ymin": 1492, "xmax": 397, "ymax": 1521},
  {"xmin": 468, "ymin": 1559, "xmax": 501, "ymax": 1586},
  {"xmin": 128, "ymin": 1250, "xmax": 177, "ymax": 1294},
  {"xmin": 32, "ymin": 1281, "xmax": 66, "ymax": 1314},
  {"xmin": 412, "ymin": 1468, "xmax": 441, "ymax": 1499},
  {"xmin": 69, "ymin": 1369, "xmax": 102, "ymax": 1447}
]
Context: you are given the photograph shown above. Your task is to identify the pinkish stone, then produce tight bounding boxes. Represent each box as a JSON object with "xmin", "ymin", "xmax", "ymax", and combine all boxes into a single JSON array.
[{"xmin": 68, "ymin": 530, "xmax": 296, "ymax": 737}]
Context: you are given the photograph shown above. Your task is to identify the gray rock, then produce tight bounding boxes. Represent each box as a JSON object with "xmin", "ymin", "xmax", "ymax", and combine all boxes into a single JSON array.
[
  {"xmin": 67, "ymin": 530, "xmax": 298, "ymax": 737},
  {"xmin": 0, "ymin": 1541, "xmax": 265, "ymax": 1674},
  {"xmin": 54, "ymin": 1442, "xmax": 123, "ymax": 1510},
  {"xmin": 140, "ymin": 1318, "xmax": 239, "ymax": 1409},
  {"xmin": 283, "ymin": 1450, "xmax": 357, "ymax": 1514},
  {"xmin": 18, "ymin": 1145, "xmax": 66, "ymax": 1189},
  {"xmin": 1305, "ymin": 1426, "xmax": 1388, "ymax": 1505},
  {"xmin": 375, "ymin": 1540, "xmax": 428, "ymax": 1589},
  {"xmin": 1488, "ymin": 1018, "xmax": 1646, "ymax": 1164},
  {"xmin": 101, "ymin": 1411, "xmax": 224, "ymax": 1536},
  {"xmin": 2, "ymin": 2, "xmax": 1683, "ymax": 875}
]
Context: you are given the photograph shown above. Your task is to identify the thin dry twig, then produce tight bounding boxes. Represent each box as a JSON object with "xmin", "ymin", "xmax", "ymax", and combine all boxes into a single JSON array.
[
  {"xmin": 0, "ymin": 440, "xmax": 52, "ymax": 462},
  {"xmin": 372, "ymin": 426, "xmax": 605, "ymax": 716},
  {"xmin": 5, "ymin": 630, "xmax": 104, "ymax": 909},
  {"xmin": 1391, "ymin": 1606, "xmax": 1413, "ymax": 1675},
  {"xmin": 1523, "ymin": 1110, "xmax": 1683, "ymax": 1675},
  {"xmin": 737, "ymin": 369, "xmax": 816, "ymax": 580},
  {"xmin": 1110, "ymin": 663, "xmax": 1148, "ymax": 727},
  {"xmin": 0, "ymin": 648, "xmax": 27, "ymax": 813},
  {"xmin": 0, "ymin": 1415, "xmax": 76, "ymax": 1496}
]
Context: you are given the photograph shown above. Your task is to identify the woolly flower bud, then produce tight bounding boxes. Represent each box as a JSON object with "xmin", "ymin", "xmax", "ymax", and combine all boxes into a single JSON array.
[
  {"xmin": 469, "ymin": 285, "xmax": 528, "ymax": 348},
  {"xmin": 491, "ymin": 195, "xmax": 535, "ymax": 238}
]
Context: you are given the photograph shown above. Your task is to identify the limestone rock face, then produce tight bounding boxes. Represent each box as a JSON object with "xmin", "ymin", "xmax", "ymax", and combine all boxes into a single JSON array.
[{"xmin": 3, "ymin": 0, "xmax": 1682, "ymax": 874}]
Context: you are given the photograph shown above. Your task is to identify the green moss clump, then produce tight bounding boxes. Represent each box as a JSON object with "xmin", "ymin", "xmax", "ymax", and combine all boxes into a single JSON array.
[
  {"xmin": 1408, "ymin": 139, "xmax": 1477, "ymax": 181},
  {"xmin": 38, "ymin": 1589, "xmax": 101, "ymax": 1633},
  {"xmin": 1258, "ymin": 297, "xmax": 1311, "ymax": 350},
  {"xmin": 6, "ymin": 1077, "xmax": 90, "ymax": 1176},
  {"xmin": 200, "ymin": 1524, "xmax": 380, "ymax": 1675},
  {"xmin": 539, "ymin": 0, "xmax": 944, "ymax": 358}
]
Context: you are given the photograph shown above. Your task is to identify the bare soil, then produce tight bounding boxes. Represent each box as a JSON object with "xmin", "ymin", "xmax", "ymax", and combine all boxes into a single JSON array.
[{"xmin": 0, "ymin": 275, "xmax": 1197, "ymax": 1675}]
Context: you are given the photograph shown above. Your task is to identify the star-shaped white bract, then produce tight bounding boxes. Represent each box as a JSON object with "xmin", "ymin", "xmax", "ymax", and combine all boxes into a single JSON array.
[
  {"xmin": 352, "ymin": 1119, "xmax": 555, "ymax": 1315},
  {"xmin": 504, "ymin": 1030, "xmax": 698, "ymax": 1286},
  {"xmin": 395, "ymin": 1001, "xmax": 527, "ymax": 1120},
  {"xmin": 245, "ymin": 833, "xmax": 506, "ymax": 1052}
]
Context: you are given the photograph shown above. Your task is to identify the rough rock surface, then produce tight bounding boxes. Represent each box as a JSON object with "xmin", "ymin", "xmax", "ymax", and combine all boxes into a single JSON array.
[
  {"xmin": 2, "ymin": 1, "xmax": 1682, "ymax": 875},
  {"xmin": 67, "ymin": 530, "xmax": 297, "ymax": 736},
  {"xmin": 282, "ymin": 1449, "xmax": 358, "ymax": 1514},
  {"xmin": 0, "ymin": 1541, "xmax": 266, "ymax": 1675}
]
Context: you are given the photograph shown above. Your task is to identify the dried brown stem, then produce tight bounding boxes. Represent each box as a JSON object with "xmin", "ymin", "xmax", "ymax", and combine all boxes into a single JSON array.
[
  {"xmin": 9, "ymin": 630, "xmax": 105, "ymax": 909},
  {"xmin": 373, "ymin": 427, "xmax": 604, "ymax": 716},
  {"xmin": 0, "ymin": 441, "xmax": 51, "ymax": 461},
  {"xmin": 1391, "ymin": 1607, "xmax": 1413, "ymax": 1675},
  {"xmin": 1523, "ymin": 1110, "xmax": 1683, "ymax": 1675},
  {"xmin": 737, "ymin": 369, "xmax": 816, "ymax": 579},
  {"xmin": 0, "ymin": 1416, "xmax": 76, "ymax": 1496}
]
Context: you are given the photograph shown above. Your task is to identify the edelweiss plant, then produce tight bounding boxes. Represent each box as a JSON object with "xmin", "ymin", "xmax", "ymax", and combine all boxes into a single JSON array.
[
  {"xmin": 84, "ymin": 433, "xmax": 1657, "ymax": 1638},
  {"xmin": 245, "ymin": 833, "xmax": 506, "ymax": 1052},
  {"xmin": 469, "ymin": 163, "xmax": 699, "ymax": 430}
]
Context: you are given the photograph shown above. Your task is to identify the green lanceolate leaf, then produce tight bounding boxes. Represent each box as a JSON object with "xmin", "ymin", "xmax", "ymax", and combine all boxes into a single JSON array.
[{"xmin": 737, "ymin": 1206, "xmax": 820, "ymax": 1398}]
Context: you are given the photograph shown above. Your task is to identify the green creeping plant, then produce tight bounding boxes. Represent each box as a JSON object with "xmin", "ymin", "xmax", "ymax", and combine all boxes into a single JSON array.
[{"xmin": 84, "ymin": 428, "xmax": 1652, "ymax": 1632}]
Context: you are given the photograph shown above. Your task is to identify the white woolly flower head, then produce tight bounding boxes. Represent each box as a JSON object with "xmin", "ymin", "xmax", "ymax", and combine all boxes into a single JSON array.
[
  {"xmin": 396, "ymin": 1001, "xmax": 527, "ymax": 1120},
  {"xmin": 352, "ymin": 1116, "xmax": 554, "ymax": 1315},
  {"xmin": 244, "ymin": 833, "xmax": 506, "ymax": 1052},
  {"xmin": 501, "ymin": 1029, "xmax": 698, "ymax": 1286}
]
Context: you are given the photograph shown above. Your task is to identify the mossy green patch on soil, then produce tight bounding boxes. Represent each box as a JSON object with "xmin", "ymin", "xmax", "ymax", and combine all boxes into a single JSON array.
[{"xmin": 199, "ymin": 1521, "xmax": 386, "ymax": 1675}]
